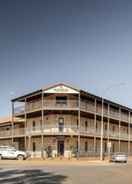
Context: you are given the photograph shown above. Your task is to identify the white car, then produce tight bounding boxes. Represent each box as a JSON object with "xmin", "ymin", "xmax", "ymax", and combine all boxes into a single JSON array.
[
  {"xmin": 111, "ymin": 153, "xmax": 128, "ymax": 163},
  {"xmin": 0, "ymin": 146, "xmax": 30, "ymax": 160}
]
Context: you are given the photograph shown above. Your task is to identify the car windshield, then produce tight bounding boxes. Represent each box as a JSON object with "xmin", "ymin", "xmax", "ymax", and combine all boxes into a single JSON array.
[
  {"xmin": 114, "ymin": 153, "xmax": 126, "ymax": 156},
  {"xmin": 8, "ymin": 148, "xmax": 16, "ymax": 151}
]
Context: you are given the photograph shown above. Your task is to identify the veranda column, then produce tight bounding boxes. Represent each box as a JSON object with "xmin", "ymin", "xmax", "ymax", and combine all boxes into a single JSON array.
[
  {"xmin": 11, "ymin": 101, "xmax": 14, "ymax": 145},
  {"xmin": 128, "ymin": 111, "xmax": 131, "ymax": 155},
  {"xmin": 107, "ymin": 104, "xmax": 110, "ymax": 154},
  {"xmin": 94, "ymin": 98, "xmax": 97, "ymax": 154},
  {"xmin": 41, "ymin": 90, "xmax": 44, "ymax": 159},
  {"xmin": 24, "ymin": 98, "xmax": 27, "ymax": 151},
  {"xmin": 119, "ymin": 108, "xmax": 121, "ymax": 152},
  {"xmin": 100, "ymin": 98, "xmax": 104, "ymax": 161},
  {"xmin": 77, "ymin": 92, "xmax": 81, "ymax": 159}
]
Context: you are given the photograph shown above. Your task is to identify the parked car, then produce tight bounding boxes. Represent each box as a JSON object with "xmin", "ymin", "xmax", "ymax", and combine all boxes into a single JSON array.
[
  {"xmin": 110, "ymin": 152, "xmax": 128, "ymax": 163},
  {"xmin": 0, "ymin": 146, "xmax": 30, "ymax": 160}
]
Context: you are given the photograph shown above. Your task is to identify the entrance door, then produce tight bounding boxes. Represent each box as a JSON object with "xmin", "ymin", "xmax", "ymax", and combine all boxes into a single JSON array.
[{"xmin": 57, "ymin": 140, "xmax": 64, "ymax": 156}]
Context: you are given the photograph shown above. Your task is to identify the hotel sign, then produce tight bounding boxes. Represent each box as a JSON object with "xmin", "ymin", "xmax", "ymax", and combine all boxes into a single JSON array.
[{"xmin": 44, "ymin": 85, "xmax": 79, "ymax": 94}]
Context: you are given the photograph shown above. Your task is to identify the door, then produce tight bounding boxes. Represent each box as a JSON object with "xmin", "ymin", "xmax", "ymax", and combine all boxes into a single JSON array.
[
  {"xmin": 58, "ymin": 117, "xmax": 64, "ymax": 132},
  {"xmin": 57, "ymin": 141, "xmax": 64, "ymax": 156}
]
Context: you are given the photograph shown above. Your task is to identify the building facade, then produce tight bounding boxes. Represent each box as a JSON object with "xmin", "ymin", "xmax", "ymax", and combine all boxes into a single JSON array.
[{"xmin": 1, "ymin": 83, "xmax": 132, "ymax": 159}]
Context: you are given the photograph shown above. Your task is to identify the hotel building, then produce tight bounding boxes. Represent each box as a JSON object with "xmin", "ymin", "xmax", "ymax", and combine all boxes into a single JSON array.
[{"xmin": 0, "ymin": 83, "xmax": 132, "ymax": 159}]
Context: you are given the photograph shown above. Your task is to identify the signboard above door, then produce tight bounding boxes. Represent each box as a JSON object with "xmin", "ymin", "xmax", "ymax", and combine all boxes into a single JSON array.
[{"xmin": 44, "ymin": 84, "xmax": 79, "ymax": 94}]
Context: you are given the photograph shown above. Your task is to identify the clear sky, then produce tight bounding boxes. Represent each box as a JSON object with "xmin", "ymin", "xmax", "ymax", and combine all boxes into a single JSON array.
[{"xmin": 0, "ymin": 0, "xmax": 132, "ymax": 116}]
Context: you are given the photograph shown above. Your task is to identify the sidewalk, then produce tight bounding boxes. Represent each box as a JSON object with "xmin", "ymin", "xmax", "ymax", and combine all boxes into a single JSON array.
[{"xmin": 0, "ymin": 158, "xmax": 111, "ymax": 167}]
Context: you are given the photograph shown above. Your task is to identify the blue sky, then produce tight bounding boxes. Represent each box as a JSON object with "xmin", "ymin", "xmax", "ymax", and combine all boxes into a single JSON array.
[{"xmin": 0, "ymin": 0, "xmax": 132, "ymax": 116}]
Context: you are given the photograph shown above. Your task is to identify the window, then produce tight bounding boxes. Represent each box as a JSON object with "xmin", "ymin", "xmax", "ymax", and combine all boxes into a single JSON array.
[
  {"xmin": 112, "ymin": 143, "xmax": 115, "ymax": 153},
  {"xmin": 85, "ymin": 141, "xmax": 88, "ymax": 152},
  {"xmin": 96, "ymin": 123, "xmax": 98, "ymax": 130},
  {"xmin": 33, "ymin": 142, "xmax": 36, "ymax": 152},
  {"xmin": 112, "ymin": 125, "xmax": 115, "ymax": 132},
  {"xmin": 32, "ymin": 121, "xmax": 36, "ymax": 130},
  {"xmin": 77, "ymin": 120, "xmax": 78, "ymax": 128},
  {"xmin": 104, "ymin": 142, "xmax": 107, "ymax": 153},
  {"xmin": 85, "ymin": 121, "xmax": 88, "ymax": 130},
  {"xmin": 76, "ymin": 141, "xmax": 78, "ymax": 151},
  {"xmin": 104, "ymin": 124, "xmax": 107, "ymax": 130},
  {"xmin": 56, "ymin": 96, "xmax": 67, "ymax": 105}
]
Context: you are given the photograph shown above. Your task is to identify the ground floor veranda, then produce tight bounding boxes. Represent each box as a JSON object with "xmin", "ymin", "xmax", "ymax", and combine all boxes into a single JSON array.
[{"xmin": 0, "ymin": 136, "xmax": 132, "ymax": 159}]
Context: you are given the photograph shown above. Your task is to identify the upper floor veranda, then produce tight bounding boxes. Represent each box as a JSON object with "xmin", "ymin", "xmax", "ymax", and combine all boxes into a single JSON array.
[{"xmin": 12, "ymin": 83, "xmax": 132, "ymax": 124}]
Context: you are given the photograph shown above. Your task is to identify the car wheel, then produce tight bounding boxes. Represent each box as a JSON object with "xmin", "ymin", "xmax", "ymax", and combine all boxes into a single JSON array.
[
  {"xmin": 0, "ymin": 155, "xmax": 2, "ymax": 160},
  {"xmin": 17, "ymin": 155, "xmax": 24, "ymax": 160}
]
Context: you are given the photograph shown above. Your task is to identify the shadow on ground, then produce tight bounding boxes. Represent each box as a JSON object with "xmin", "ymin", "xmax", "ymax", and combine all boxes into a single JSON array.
[{"xmin": 0, "ymin": 169, "xmax": 67, "ymax": 184}]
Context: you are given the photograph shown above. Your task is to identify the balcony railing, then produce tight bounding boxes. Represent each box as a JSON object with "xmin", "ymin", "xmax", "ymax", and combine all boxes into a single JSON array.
[
  {"xmin": 109, "ymin": 111, "xmax": 120, "ymax": 120},
  {"xmin": 109, "ymin": 131, "xmax": 119, "ymax": 139},
  {"xmin": 13, "ymin": 128, "xmax": 25, "ymax": 136},
  {"xmin": 26, "ymin": 125, "xmax": 79, "ymax": 135},
  {"xmin": 26, "ymin": 101, "xmax": 41, "ymax": 112},
  {"xmin": 0, "ymin": 130, "xmax": 12, "ymax": 137},
  {"xmin": 121, "ymin": 114, "xmax": 129, "ymax": 122},
  {"xmin": 44, "ymin": 100, "xmax": 79, "ymax": 109},
  {"xmin": 0, "ymin": 125, "xmax": 131, "ymax": 141},
  {"xmin": 80, "ymin": 101, "xmax": 95, "ymax": 113},
  {"xmin": 13, "ymin": 101, "xmax": 129, "ymax": 123}
]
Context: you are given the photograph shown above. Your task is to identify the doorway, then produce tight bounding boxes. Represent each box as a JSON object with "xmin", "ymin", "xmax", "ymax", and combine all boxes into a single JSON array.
[{"xmin": 57, "ymin": 140, "xmax": 64, "ymax": 156}]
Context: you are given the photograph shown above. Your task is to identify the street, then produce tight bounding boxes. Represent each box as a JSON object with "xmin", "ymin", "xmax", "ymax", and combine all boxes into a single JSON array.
[{"xmin": 0, "ymin": 160, "xmax": 132, "ymax": 184}]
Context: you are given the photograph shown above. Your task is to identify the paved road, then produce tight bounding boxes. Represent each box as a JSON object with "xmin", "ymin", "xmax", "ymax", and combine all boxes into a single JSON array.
[{"xmin": 0, "ymin": 161, "xmax": 132, "ymax": 184}]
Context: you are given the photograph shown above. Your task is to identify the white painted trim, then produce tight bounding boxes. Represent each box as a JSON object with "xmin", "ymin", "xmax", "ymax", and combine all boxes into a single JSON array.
[{"xmin": 44, "ymin": 84, "xmax": 79, "ymax": 94}]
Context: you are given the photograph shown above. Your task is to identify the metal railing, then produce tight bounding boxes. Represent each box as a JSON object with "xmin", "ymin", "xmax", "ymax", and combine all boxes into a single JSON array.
[
  {"xmin": 80, "ymin": 101, "xmax": 95, "ymax": 113},
  {"xmin": 13, "ymin": 101, "xmax": 130, "ymax": 123},
  {"xmin": 44, "ymin": 100, "xmax": 79, "ymax": 109},
  {"xmin": 13, "ymin": 128, "xmax": 25, "ymax": 136},
  {"xmin": 0, "ymin": 125, "xmax": 130, "ymax": 141},
  {"xmin": 0, "ymin": 130, "xmax": 12, "ymax": 137}
]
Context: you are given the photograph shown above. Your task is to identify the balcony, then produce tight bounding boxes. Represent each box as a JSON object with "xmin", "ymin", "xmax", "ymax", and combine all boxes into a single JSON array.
[
  {"xmin": 0, "ymin": 130, "xmax": 12, "ymax": 138},
  {"xmin": 0, "ymin": 127, "xmax": 25, "ymax": 138},
  {"xmin": 120, "ymin": 132, "xmax": 129, "ymax": 140},
  {"xmin": 80, "ymin": 101, "xmax": 95, "ymax": 113},
  {"xmin": 121, "ymin": 114, "xmax": 129, "ymax": 122},
  {"xmin": 26, "ymin": 125, "xmax": 79, "ymax": 135},
  {"xmin": 109, "ymin": 131, "xmax": 119, "ymax": 139},
  {"xmin": 44, "ymin": 100, "xmax": 79, "ymax": 110},
  {"xmin": 109, "ymin": 111, "xmax": 120, "ymax": 120},
  {"xmin": 14, "ymin": 100, "xmax": 79, "ymax": 114},
  {"xmin": 26, "ymin": 126, "xmax": 101, "ymax": 137},
  {"xmin": 0, "ymin": 125, "xmax": 130, "ymax": 141},
  {"xmin": 13, "ymin": 128, "xmax": 25, "ymax": 136}
]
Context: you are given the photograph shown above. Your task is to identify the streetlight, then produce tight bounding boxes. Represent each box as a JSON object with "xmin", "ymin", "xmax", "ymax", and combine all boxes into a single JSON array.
[{"xmin": 100, "ymin": 82, "xmax": 126, "ymax": 161}]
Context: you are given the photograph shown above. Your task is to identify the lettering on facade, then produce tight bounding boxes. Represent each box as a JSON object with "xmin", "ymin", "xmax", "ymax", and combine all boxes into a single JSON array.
[{"xmin": 45, "ymin": 85, "xmax": 79, "ymax": 94}]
